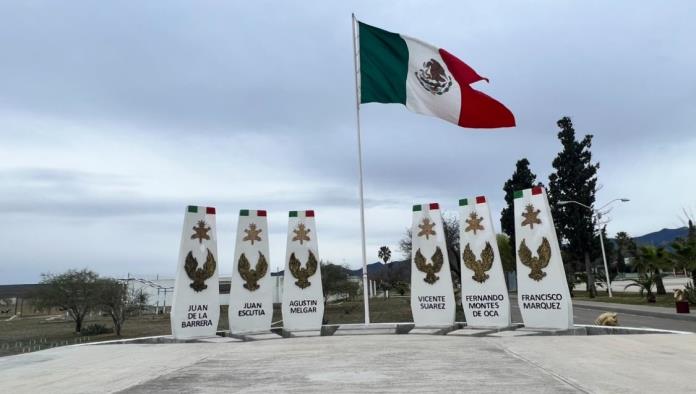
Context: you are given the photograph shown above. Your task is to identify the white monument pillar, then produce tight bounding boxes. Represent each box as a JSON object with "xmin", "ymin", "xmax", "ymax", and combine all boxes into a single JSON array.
[
  {"xmin": 229, "ymin": 209, "xmax": 273, "ymax": 334},
  {"xmin": 459, "ymin": 196, "xmax": 511, "ymax": 328},
  {"xmin": 514, "ymin": 187, "xmax": 573, "ymax": 329},
  {"xmin": 171, "ymin": 205, "xmax": 220, "ymax": 339},
  {"xmin": 281, "ymin": 210, "xmax": 325, "ymax": 331},
  {"xmin": 410, "ymin": 203, "xmax": 455, "ymax": 327}
]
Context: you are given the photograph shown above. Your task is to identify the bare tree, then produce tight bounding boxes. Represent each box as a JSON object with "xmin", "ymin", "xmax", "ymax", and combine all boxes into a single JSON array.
[
  {"xmin": 399, "ymin": 214, "xmax": 461, "ymax": 282},
  {"xmin": 97, "ymin": 279, "xmax": 150, "ymax": 336}
]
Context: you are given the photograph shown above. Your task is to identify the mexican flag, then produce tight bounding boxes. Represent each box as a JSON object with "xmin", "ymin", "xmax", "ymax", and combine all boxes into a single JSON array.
[{"xmin": 357, "ymin": 20, "xmax": 515, "ymax": 129}]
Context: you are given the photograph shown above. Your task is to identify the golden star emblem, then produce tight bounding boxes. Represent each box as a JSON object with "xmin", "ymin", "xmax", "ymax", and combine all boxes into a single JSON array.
[
  {"xmin": 243, "ymin": 223, "xmax": 262, "ymax": 245},
  {"xmin": 292, "ymin": 223, "xmax": 311, "ymax": 245},
  {"xmin": 417, "ymin": 218, "xmax": 436, "ymax": 240},
  {"xmin": 521, "ymin": 204, "xmax": 542, "ymax": 229},
  {"xmin": 191, "ymin": 220, "xmax": 211, "ymax": 243},
  {"xmin": 465, "ymin": 212, "xmax": 485, "ymax": 235}
]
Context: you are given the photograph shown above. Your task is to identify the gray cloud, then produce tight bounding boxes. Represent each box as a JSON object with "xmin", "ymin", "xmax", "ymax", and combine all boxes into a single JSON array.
[{"xmin": 1, "ymin": 1, "xmax": 694, "ymax": 283}]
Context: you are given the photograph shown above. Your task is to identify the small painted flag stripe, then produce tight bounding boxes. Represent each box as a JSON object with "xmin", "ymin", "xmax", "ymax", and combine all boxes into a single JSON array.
[
  {"xmin": 240, "ymin": 209, "xmax": 249, "ymax": 216},
  {"xmin": 476, "ymin": 196, "xmax": 486, "ymax": 204},
  {"xmin": 459, "ymin": 198, "xmax": 468, "ymax": 206},
  {"xmin": 257, "ymin": 210, "xmax": 267, "ymax": 217},
  {"xmin": 532, "ymin": 186, "xmax": 543, "ymax": 195},
  {"xmin": 289, "ymin": 211, "xmax": 298, "ymax": 217},
  {"xmin": 513, "ymin": 190, "xmax": 523, "ymax": 199},
  {"xmin": 429, "ymin": 203, "xmax": 439, "ymax": 210},
  {"xmin": 187, "ymin": 205, "xmax": 198, "ymax": 213},
  {"xmin": 413, "ymin": 205, "xmax": 422, "ymax": 212},
  {"xmin": 206, "ymin": 207, "xmax": 216, "ymax": 215},
  {"xmin": 305, "ymin": 210, "xmax": 315, "ymax": 217}
]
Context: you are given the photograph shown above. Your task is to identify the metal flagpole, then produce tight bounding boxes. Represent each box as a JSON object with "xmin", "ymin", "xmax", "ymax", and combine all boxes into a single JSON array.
[{"xmin": 351, "ymin": 13, "xmax": 370, "ymax": 325}]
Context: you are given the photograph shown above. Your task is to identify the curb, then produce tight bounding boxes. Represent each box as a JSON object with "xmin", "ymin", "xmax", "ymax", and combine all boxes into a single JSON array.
[{"xmin": 571, "ymin": 302, "xmax": 696, "ymax": 322}]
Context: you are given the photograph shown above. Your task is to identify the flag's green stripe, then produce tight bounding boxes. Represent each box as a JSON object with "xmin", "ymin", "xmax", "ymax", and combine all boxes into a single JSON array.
[
  {"xmin": 513, "ymin": 190, "xmax": 523, "ymax": 199},
  {"xmin": 412, "ymin": 205, "xmax": 422, "ymax": 212},
  {"xmin": 187, "ymin": 205, "xmax": 198, "ymax": 213},
  {"xmin": 459, "ymin": 198, "xmax": 468, "ymax": 206},
  {"xmin": 239, "ymin": 209, "xmax": 249, "ymax": 216},
  {"xmin": 289, "ymin": 211, "xmax": 298, "ymax": 217},
  {"xmin": 358, "ymin": 22, "xmax": 408, "ymax": 105}
]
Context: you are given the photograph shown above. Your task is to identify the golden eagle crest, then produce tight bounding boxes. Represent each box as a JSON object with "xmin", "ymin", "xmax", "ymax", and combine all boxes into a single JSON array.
[
  {"xmin": 288, "ymin": 250, "xmax": 318, "ymax": 289},
  {"xmin": 518, "ymin": 237, "xmax": 552, "ymax": 281},
  {"xmin": 415, "ymin": 58, "xmax": 452, "ymax": 95},
  {"xmin": 184, "ymin": 248, "xmax": 216, "ymax": 292},
  {"xmin": 462, "ymin": 242, "xmax": 494, "ymax": 283},
  {"xmin": 238, "ymin": 251, "xmax": 268, "ymax": 291},
  {"xmin": 414, "ymin": 246, "xmax": 444, "ymax": 284}
]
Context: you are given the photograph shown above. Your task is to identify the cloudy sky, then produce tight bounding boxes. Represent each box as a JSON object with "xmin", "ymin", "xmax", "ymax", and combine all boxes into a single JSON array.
[{"xmin": 1, "ymin": 1, "xmax": 694, "ymax": 284}]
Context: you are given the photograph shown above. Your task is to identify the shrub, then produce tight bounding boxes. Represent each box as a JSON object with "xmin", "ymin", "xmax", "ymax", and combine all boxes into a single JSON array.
[
  {"xmin": 684, "ymin": 281, "xmax": 696, "ymax": 305},
  {"xmin": 80, "ymin": 323, "xmax": 113, "ymax": 336}
]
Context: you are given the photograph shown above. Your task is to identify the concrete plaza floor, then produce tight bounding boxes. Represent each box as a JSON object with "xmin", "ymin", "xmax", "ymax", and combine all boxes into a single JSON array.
[{"xmin": 0, "ymin": 333, "xmax": 694, "ymax": 393}]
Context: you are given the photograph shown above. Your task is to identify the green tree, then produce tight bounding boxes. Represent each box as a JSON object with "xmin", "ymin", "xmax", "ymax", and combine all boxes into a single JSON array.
[
  {"xmin": 671, "ymin": 220, "xmax": 696, "ymax": 282},
  {"xmin": 496, "ymin": 234, "xmax": 515, "ymax": 272},
  {"xmin": 548, "ymin": 117, "xmax": 600, "ymax": 297},
  {"xmin": 500, "ymin": 158, "xmax": 540, "ymax": 265},
  {"xmin": 33, "ymin": 269, "xmax": 101, "ymax": 333},
  {"xmin": 615, "ymin": 231, "xmax": 637, "ymax": 275}
]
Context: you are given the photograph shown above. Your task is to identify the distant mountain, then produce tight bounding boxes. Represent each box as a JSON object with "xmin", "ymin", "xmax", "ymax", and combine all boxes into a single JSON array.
[
  {"xmin": 270, "ymin": 259, "xmax": 410, "ymax": 278},
  {"xmin": 632, "ymin": 227, "xmax": 688, "ymax": 248},
  {"xmin": 347, "ymin": 259, "xmax": 410, "ymax": 278}
]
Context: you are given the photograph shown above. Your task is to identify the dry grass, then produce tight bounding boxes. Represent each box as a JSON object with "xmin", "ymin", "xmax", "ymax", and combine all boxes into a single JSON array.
[{"xmin": 1, "ymin": 296, "xmax": 463, "ymax": 357}]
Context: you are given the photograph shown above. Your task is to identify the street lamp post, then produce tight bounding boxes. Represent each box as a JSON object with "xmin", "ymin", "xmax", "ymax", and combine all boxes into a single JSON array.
[{"xmin": 557, "ymin": 198, "xmax": 630, "ymax": 298}]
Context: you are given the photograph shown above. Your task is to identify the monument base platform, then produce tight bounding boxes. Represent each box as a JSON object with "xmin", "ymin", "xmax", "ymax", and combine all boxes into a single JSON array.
[
  {"xmin": 3, "ymin": 332, "xmax": 693, "ymax": 393},
  {"xmin": 282, "ymin": 329, "xmax": 322, "ymax": 338},
  {"xmin": 409, "ymin": 325, "xmax": 456, "ymax": 335},
  {"xmin": 333, "ymin": 323, "xmax": 399, "ymax": 336},
  {"xmin": 226, "ymin": 330, "xmax": 282, "ymax": 341}
]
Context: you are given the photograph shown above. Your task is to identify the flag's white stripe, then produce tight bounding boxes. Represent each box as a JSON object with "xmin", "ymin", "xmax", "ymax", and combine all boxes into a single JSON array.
[{"xmin": 401, "ymin": 34, "xmax": 461, "ymax": 125}]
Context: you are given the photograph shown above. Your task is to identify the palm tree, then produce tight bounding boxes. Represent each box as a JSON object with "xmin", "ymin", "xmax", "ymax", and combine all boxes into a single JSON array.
[
  {"xmin": 635, "ymin": 246, "xmax": 672, "ymax": 295},
  {"xmin": 378, "ymin": 246, "xmax": 391, "ymax": 264},
  {"xmin": 377, "ymin": 246, "xmax": 392, "ymax": 298},
  {"xmin": 623, "ymin": 271, "xmax": 660, "ymax": 302},
  {"xmin": 671, "ymin": 220, "xmax": 696, "ymax": 282}
]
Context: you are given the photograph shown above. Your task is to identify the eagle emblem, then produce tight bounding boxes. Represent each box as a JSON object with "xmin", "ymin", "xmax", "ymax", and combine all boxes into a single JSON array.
[
  {"xmin": 414, "ymin": 246, "xmax": 444, "ymax": 284},
  {"xmin": 238, "ymin": 251, "xmax": 268, "ymax": 291},
  {"xmin": 415, "ymin": 58, "xmax": 452, "ymax": 95},
  {"xmin": 288, "ymin": 250, "xmax": 318, "ymax": 289},
  {"xmin": 462, "ymin": 242, "xmax": 494, "ymax": 283},
  {"xmin": 184, "ymin": 248, "xmax": 216, "ymax": 292},
  {"xmin": 518, "ymin": 237, "xmax": 552, "ymax": 281}
]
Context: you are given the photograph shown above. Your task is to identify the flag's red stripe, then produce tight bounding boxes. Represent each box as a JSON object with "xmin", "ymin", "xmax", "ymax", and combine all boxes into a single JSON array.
[
  {"xmin": 476, "ymin": 196, "xmax": 486, "ymax": 204},
  {"xmin": 438, "ymin": 48, "xmax": 516, "ymax": 129}
]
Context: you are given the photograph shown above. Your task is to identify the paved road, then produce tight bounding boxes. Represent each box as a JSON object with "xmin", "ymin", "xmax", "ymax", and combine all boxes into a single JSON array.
[{"xmin": 509, "ymin": 302, "xmax": 696, "ymax": 333}]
